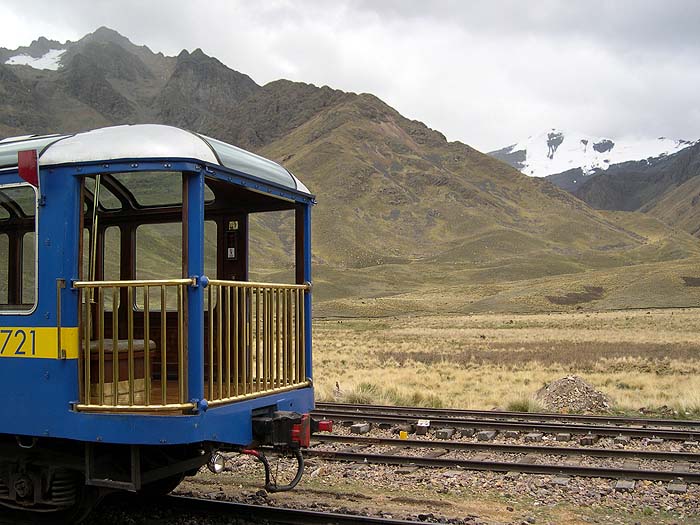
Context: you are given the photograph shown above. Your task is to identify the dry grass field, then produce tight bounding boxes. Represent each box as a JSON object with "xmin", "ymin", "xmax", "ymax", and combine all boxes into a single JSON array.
[{"xmin": 312, "ymin": 308, "xmax": 700, "ymax": 416}]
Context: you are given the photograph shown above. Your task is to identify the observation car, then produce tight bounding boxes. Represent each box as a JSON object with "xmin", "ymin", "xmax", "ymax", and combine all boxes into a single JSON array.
[{"xmin": 0, "ymin": 124, "xmax": 327, "ymax": 523}]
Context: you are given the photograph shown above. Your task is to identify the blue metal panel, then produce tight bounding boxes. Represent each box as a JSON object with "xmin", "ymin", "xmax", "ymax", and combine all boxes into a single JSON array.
[
  {"xmin": 41, "ymin": 166, "xmax": 81, "ymax": 328},
  {"xmin": 302, "ymin": 204, "xmax": 313, "ymax": 381},
  {"xmin": 0, "ymin": 166, "xmax": 82, "ymax": 436},
  {"xmin": 0, "ymin": 157, "xmax": 317, "ymax": 448},
  {"xmin": 0, "ymin": 171, "xmax": 25, "ymax": 184},
  {"xmin": 0, "ymin": 354, "xmax": 313, "ymax": 444},
  {"xmin": 0, "ymin": 167, "xmax": 80, "ymax": 328},
  {"xmin": 186, "ymin": 171, "xmax": 205, "ymax": 407},
  {"xmin": 44, "ymin": 160, "xmax": 314, "ymax": 204},
  {"xmin": 46, "ymin": 160, "xmax": 202, "ymax": 180},
  {"xmin": 204, "ymin": 165, "xmax": 314, "ymax": 204}
]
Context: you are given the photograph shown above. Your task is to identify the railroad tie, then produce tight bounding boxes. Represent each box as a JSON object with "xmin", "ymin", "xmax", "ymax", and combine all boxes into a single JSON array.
[
  {"xmin": 667, "ymin": 479, "xmax": 688, "ymax": 494},
  {"xmin": 579, "ymin": 433, "xmax": 600, "ymax": 446},
  {"xmin": 622, "ymin": 460, "xmax": 640, "ymax": 470},
  {"xmin": 614, "ymin": 479, "xmax": 636, "ymax": 492},
  {"xmin": 422, "ymin": 449, "xmax": 449, "ymax": 459},
  {"xmin": 672, "ymin": 462, "xmax": 691, "ymax": 474},
  {"xmin": 551, "ymin": 476, "xmax": 570, "ymax": 487},
  {"xmin": 517, "ymin": 454, "xmax": 540, "ymax": 465},
  {"xmin": 340, "ymin": 444, "xmax": 373, "ymax": 454}
]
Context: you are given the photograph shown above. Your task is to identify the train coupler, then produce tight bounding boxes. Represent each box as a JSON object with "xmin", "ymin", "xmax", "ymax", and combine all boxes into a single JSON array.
[
  {"xmin": 242, "ymin": 411, "xmax": 332, "ymax": 492},
  {"xmin": 252, "ymin": 411, "xmax": 332, "ymax": 449}
]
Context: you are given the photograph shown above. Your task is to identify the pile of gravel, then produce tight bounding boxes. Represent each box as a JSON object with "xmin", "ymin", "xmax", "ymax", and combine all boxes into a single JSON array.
[{"xmin": 535, "ymin": 375, "xmax": 612, "ymax": 413}]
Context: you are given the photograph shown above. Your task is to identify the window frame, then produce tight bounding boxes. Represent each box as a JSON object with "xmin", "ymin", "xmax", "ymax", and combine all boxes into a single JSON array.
[{"xmin": 0, "ymin": 182, "xmax": 39, "ymax": 315}]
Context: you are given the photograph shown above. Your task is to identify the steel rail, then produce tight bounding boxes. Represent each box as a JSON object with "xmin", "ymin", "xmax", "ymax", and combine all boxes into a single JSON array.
[
  {"xmin": 312, "ymin": 434, "xmax": 700, "ymax": 462},
  {"xmin": 305, "ymin": 449, "xmax": 700, "ymax": 483},
  {"xmin": 162, "ymin": 494, "xmax": 428, "ymax": 524},
  {"xmin": 314, "ymin": 402, "xmax": 700, "ymax": 429},
  {"xmin": 312, "ymin": 411, "xmax": 700, "ymax": 441}
]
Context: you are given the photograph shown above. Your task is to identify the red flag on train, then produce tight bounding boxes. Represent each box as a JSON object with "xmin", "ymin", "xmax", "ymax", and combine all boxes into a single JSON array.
[{"xmin": 18, "ymin": 149, "xmax": 39, "ymax": 188}]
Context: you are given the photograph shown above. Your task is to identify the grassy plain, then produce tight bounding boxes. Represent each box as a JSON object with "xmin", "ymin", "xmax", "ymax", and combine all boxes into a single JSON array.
[{"xmin": 312, "ymin": 309, "xmax": 700, "ymax": 416}]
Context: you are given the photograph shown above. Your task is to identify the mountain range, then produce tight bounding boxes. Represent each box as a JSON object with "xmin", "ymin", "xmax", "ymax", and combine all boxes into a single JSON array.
[
  {"xmin": 489, "ymin": 129, "xmax": 696, "ymax": 180},
  {"xmin": 3, "ymin": 27, "xmax": 700, "ymax": 315},
  {"xmin": 490, "ymin": 128, "xmax": 700, "ymax": 247}
]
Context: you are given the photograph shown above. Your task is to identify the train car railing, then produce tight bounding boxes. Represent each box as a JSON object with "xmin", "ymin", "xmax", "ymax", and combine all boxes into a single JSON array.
[
  {"xmin": 72, "ymin": 278, "xmax": 310, "ymax": 413},
  {"xmin": 73, "ymin": 279, "xmax": 194, "ymax": 413},
  {"xmin": 205, "ymin": 280, "xmax": 310, "ymax": 406}
]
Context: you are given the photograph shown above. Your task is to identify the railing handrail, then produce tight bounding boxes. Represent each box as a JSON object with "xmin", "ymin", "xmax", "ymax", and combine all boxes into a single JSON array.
[
  {"xmin": 74, "ymin": 278, "xmax": 195, "ymax": 288},
  {"xmin": 73, "ymin": 278, "xmax": 309, "ymax": 290},
  {"xmin": 207, "ymin": 279, "xmax": 310, "ymax": 290}
]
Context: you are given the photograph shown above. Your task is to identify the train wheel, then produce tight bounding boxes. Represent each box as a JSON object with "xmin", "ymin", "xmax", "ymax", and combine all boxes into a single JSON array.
[
  {"xmin": 0, "ymin": 488, "xmax": 100, "ymax": 524},
  {"xmin": 0, "ymin": 470, "xmax": 101, "ymax": 525}
]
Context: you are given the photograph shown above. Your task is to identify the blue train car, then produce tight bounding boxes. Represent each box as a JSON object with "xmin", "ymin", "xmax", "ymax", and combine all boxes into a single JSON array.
[{"xmin": 0, "ymin": 124, "xmax": 326, "ymax": 522}]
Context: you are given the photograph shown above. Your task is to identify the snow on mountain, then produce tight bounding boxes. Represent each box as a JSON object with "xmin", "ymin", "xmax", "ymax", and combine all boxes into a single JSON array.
[
  {"xmin": 5, "ymin": 48, "xmax": 66, "ymax": 70},
  {"xmin": 489, "ymin": 129, "xmax": 696, "ymax": 178}
]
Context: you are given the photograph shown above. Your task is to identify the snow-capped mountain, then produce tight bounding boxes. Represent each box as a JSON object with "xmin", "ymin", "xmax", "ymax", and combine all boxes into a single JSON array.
[
  {"xmin": 5, "ymin": 48, "xmax": 65, "ymax": 70},
  {"xmin": 0, "ymin": 36, "xmax": 67, "ymax": 71},
  {"xmin": 489, "ymin": 129, "xmax": 696, "ymax": 178}
]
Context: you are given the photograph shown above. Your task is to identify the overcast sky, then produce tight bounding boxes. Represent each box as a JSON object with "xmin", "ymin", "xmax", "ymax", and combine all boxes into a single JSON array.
[{"xmin": 1, "ymin": 0, "xmax": 699, "ymax": 151}]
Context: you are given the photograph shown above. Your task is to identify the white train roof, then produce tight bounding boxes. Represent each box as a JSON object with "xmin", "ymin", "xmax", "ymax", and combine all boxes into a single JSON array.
[{"xmin": 0, "ymin": 124, "xmax": 310, "ymax": 195}]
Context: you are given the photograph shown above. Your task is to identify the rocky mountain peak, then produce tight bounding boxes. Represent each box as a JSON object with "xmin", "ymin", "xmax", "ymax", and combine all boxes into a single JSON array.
[{"xmin": 79, "ymin": 26, "xmax": 136, "ymax": 50}]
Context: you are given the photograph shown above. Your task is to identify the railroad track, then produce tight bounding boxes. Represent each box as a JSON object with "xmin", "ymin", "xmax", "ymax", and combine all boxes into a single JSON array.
[
  {"xmin": 162, "ymin": 494, "xmax": 429, "ymax": 524},
  {"xmin": 315, "ymin": 402, "xmax": 700, "ymax": 429},
  {"xmin": 313, "ymin": 434, "xmax": 700, "ymax": 462},
  {"xmin": 312, "ymin": 404, "xmax": 700, "ymax": 441},
  {"xmin": 307, "ymin": 448, "xmax": 699, "ymax": 484},
  {"xmin": 305, "ymin": 434, "xmax": 700, "ymax": 484}
]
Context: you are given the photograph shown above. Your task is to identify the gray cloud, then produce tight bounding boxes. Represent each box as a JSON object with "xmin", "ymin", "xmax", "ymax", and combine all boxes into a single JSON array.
[{"xmin": 1, "ymin": 0, "xmax": 699, "ymax": 150}]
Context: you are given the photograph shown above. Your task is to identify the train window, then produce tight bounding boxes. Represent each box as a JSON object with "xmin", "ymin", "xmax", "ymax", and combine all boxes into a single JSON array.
[
  {"xmin": 103, "ymin": 226, "xmax": 120, "ymax": 310},
  {"xmin": 136, "ymin": 222, "xmax": 181, "ymax": 310},
  {"xmin": 135, "ymin": 221, "xmax": 217, "ymax": 310},
  {"xmin": 249, "ymin": 210, "xmax": 295, "ymax": 283},
  {"xmin": 22, "ymin": 232, "xmax": 35, "ymax": 305},
  {"xmin": 136, "ymin": 223, "xmax": 182, "ymax": 280},
  {"xmin": 114, "ymin": 172, "xmax": 182, "ymax": 207},
  {"xmin": 0, "ymin": 184, "xmax": 37, "ymax": 313},
  {"xmin": 84, "ymin": 177, "xmax": 122, "ymax": 210},
  {"xmin": 1, "ymin": 185, "xmax": 35, "ymax": 215},
  {"xmin": 104, "ymin": 226, "xmax": 120, "ymax": 280},
  {"xmin": 204, "ymin": 220, "xmax": 217, "ymax": 278},
  {"xmin": 108, "ymin": 172, "xmax": 214, "ymax": 207},
  {"xmin": 204, "ymin": 182, "xmax": 215, "ymax": 203},
  {"xmin": 82, "ymin": 228, "xmax": 89, "ymax": 280}
]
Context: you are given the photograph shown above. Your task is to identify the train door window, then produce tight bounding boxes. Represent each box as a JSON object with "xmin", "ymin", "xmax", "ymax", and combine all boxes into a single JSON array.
[{"xmin": 0, "ymin": 184, "xmax": 37, "ymax": 312}]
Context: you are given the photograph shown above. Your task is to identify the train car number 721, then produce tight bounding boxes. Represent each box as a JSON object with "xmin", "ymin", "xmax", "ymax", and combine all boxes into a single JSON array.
[{"xmin": 0, "ymin": 329, "xmax": 36, "ymax": 356}]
